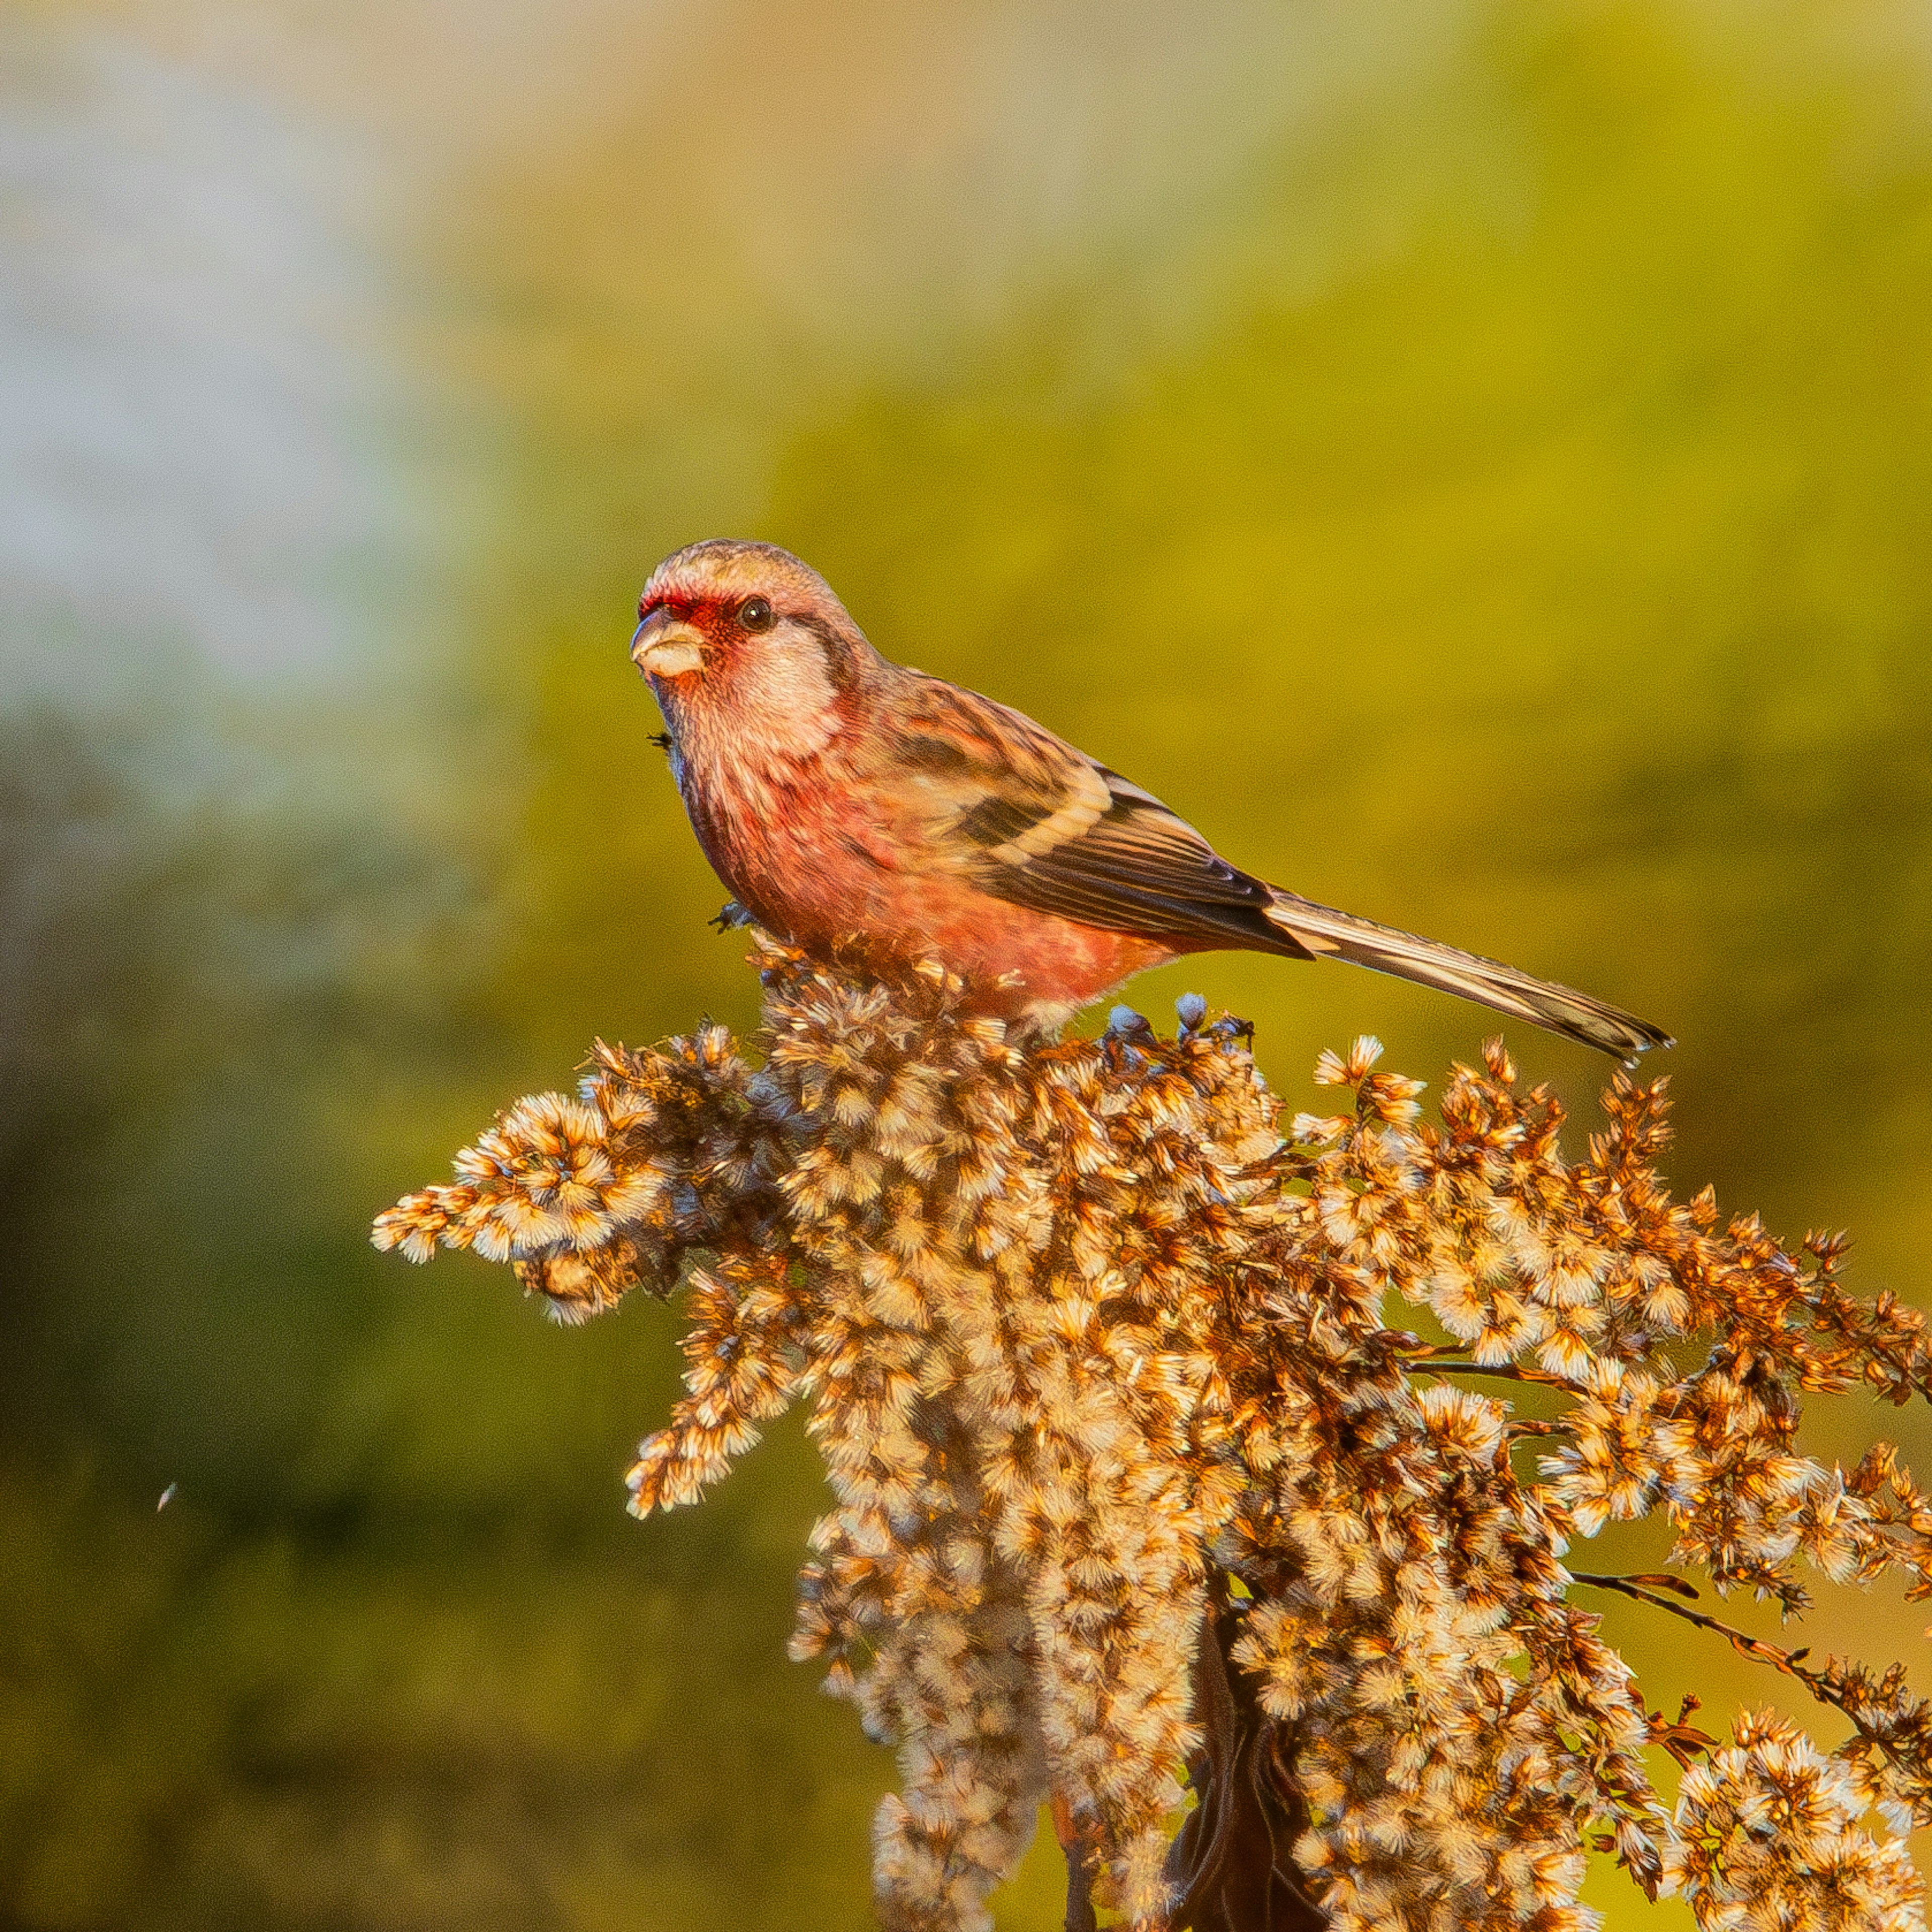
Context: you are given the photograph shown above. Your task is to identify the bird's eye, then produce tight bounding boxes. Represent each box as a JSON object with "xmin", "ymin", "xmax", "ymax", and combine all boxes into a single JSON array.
[{"xmin": 737, "ymin": 596, "xmax": 774, "ymax": 633}]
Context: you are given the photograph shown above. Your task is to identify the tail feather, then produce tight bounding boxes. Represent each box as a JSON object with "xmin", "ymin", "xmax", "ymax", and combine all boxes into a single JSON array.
[{"xmin": 1264, "ymin": 891, "xmax": 1673, "ymax": 1063}]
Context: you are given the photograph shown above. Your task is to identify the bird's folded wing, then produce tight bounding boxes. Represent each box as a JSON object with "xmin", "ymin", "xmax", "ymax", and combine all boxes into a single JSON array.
[{"xmin": 886, "ymin": 675, "xmax": 1313, "ymax": 955}]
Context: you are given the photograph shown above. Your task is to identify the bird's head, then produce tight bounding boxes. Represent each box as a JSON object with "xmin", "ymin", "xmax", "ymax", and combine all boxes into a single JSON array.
[{"xmin": 631, "ymin": 541, "xmax": 876, "ymax": 754}]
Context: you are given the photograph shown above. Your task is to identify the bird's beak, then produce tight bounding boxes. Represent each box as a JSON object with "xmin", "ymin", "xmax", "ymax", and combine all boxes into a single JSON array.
[{"xmin": 630, "ymin": 609, "xmax": 706, "ymax": 679}]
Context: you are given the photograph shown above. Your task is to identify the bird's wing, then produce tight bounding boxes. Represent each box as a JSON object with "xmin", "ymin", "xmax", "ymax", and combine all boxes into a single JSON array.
[
  {"xmin": 872, "ymin": 673, "xmax": 1672, "ymax": 1059},
  {"xmin": 879, "ymin": 675, "xmax": 1315, "ymax": 956}
]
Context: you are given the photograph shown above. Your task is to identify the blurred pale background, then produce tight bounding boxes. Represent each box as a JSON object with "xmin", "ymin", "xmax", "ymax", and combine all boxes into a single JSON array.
[{"xmin": 4, "ymin": 0, "xmax": 1930, "ymax": 1925}]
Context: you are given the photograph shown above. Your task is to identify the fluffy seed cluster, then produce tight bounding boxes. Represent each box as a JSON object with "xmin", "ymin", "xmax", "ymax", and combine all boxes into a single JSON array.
[
  {"xmin": 375, "ymin": 940, "xmax": 1932, "ymax": 1932},
  {"xmin": 1665, "ymin": 1710, "xmax": 1922, "ymax": 1932}
]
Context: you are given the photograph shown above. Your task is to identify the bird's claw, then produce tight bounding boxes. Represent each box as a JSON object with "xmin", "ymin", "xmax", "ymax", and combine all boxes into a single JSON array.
[{"xmin": 710, "ymin": 900, "xmax": 754, "ymax": 933}]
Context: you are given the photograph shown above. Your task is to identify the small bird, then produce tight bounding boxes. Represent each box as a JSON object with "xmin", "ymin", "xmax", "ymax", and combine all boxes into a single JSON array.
[{"xmin": 630, "ymin": 540, "xmax": 1672, "ymax": 1060}]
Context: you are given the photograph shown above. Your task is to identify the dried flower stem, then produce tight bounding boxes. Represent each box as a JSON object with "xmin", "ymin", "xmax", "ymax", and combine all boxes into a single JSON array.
[
  {"xmin": 376, "ymin": 943, "xmax": 1932, "ymax": 1932},
  {"xmin": 1411, "ymin": 1358, "xmax": 1584, "ymax": 1390},
  {"xmin": 1575, "ymin": 1571, "xmax": 1932, "ymax": 1806},
  {"xmin": 1571, "ymin": 1573, "xmax": 1798, "ymax": 1669}
]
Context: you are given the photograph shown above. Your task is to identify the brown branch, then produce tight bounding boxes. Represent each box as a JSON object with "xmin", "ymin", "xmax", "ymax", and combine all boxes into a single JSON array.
[
  {"xmin": 1408, "ymin": 1356, "xmax": 1580, "ymax": 1390},
  {"xmin": 1053, "ymin": 1792, "xmax": 1099, "ymax": 1932},
  {"xmin": 1571, "ymin": 1572, "xmax": 1800, "ymax": 1672},
  {"xmin": 1570, "ymin": 1571, "xmax": 1925, "ymax": 1794},
  {"xmin": 1164, "ymin": 1582, "xmax": 1327, "ymax": 1932}
]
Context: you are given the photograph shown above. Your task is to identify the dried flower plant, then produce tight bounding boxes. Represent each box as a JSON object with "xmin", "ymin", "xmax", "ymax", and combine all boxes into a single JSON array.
[{"xmin": 375, "ymin": 938, "xmax": 1932, "ymax": 1932}]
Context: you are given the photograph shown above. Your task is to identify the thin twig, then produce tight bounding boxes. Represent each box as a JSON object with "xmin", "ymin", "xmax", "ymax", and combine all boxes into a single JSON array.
[
  {"xmin": 1571, "ymin": 1573, "xmax": 1800, "ymax": 1673},
  {"xmin": 1408, "ymin": 1356, "xmax": 1579, "ymax": 1390},
  {"xmin": 1570, "ymin": 1571, "xmax": 1924, "ymax": 1792}
]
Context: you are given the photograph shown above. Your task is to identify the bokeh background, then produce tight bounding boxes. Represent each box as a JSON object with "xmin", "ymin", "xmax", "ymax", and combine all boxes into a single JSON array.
[{"xmin": 4, "ymin": 0, "xmax": 1930, "ymax": 1925}]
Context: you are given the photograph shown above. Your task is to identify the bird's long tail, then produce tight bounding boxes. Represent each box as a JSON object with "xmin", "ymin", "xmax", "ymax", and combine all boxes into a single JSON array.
[{"xmin": 1263, "ymin": 891, "xmax": 1673, "ymax": 1063}]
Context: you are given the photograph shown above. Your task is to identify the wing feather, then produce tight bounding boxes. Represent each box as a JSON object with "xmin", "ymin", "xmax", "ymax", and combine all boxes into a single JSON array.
[
  {"xmin": 867, "ymin": 669, "xmax": 1670, "ymax": 1059},
  {"xmin": 881, "ymin": 675, "xmax": 1313, "ymax": 956}
]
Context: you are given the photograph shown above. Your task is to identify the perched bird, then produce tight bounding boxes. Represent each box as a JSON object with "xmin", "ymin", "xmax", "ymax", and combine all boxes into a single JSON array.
[{"xmin": 630, "ymin": 539, "xmax": 1672, "ymax": 1060}]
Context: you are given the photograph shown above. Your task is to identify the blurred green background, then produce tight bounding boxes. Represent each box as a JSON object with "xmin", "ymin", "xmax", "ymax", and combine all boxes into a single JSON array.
[{"xmin": 4, "ymin": 0, "xmax": 1930, "ymax": 1925}]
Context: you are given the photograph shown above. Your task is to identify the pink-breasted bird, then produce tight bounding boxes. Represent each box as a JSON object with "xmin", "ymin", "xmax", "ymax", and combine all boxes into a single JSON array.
[{"xmin": 629, "ymin": 539, "xmax": 1672, "ymax": 1061}]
